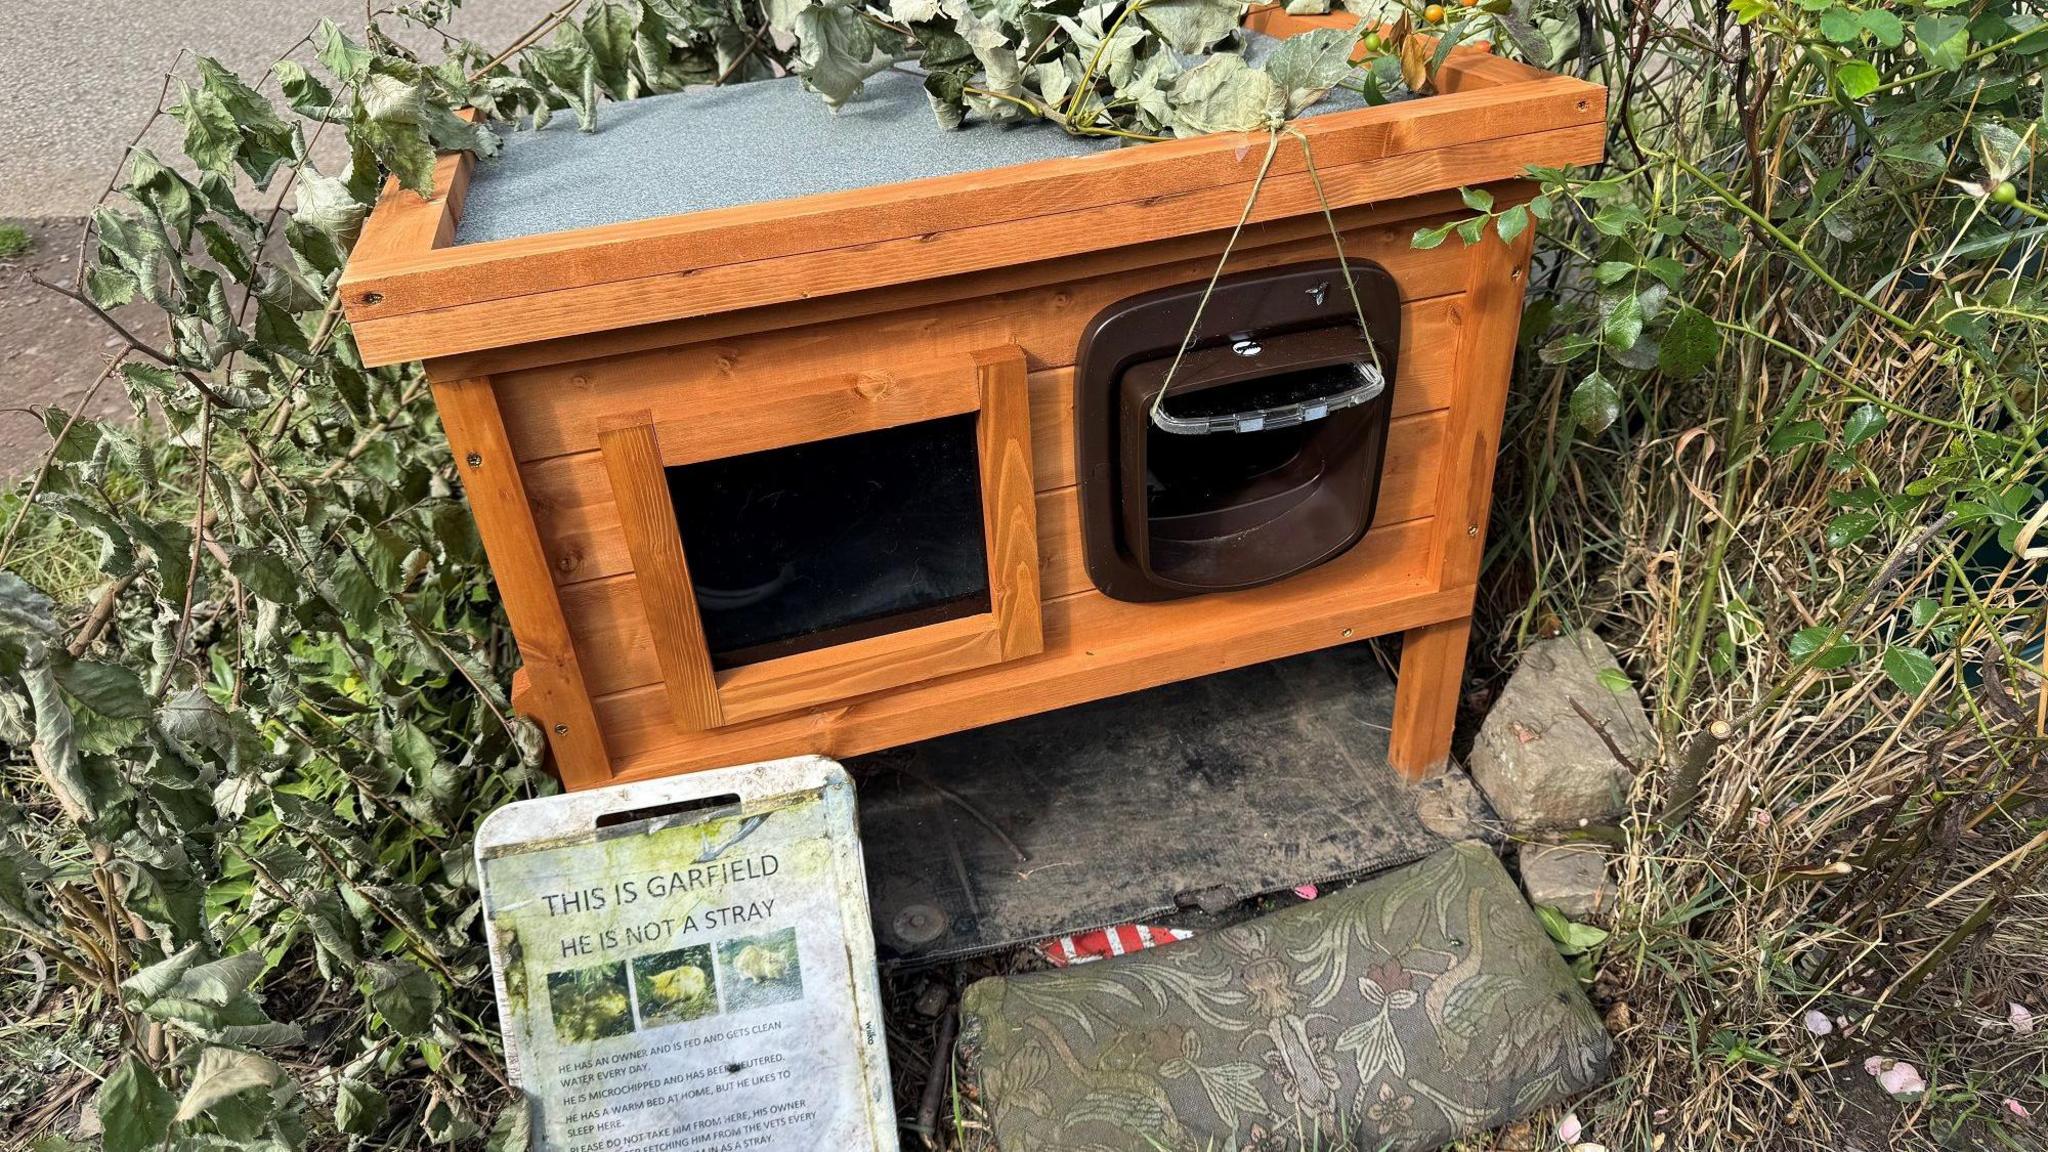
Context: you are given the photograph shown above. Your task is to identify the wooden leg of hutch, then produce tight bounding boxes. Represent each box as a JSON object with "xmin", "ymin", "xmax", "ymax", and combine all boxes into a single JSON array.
[
  {"xmin": 1385, "ymin": 206, "xmax": 1537, "ymax": 782},
  {"xmin": 1388, "ymin": 615, "xmax": 1472, "ymax": 780}
]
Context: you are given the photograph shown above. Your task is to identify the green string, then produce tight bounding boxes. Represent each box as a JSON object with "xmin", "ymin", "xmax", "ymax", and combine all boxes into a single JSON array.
[{"xmin": 1148, "ymin": 119, "xmax": 1389, "ymax": 428}]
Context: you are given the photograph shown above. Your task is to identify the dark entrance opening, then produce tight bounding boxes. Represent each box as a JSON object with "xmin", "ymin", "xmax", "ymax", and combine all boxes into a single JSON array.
[{"xmin": 666, "ymin": 413, "xmax": 991, "ymax": 669}]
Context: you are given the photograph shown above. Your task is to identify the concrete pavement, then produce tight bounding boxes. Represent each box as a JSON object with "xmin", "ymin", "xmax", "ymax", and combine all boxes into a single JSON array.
[
  {"xmin": 0, "ymin": 1, "xmax": 562, "ymax": 217},
  {"xmin": 0, "ymin": 2, "xmax": 560, "ymax": 475}
]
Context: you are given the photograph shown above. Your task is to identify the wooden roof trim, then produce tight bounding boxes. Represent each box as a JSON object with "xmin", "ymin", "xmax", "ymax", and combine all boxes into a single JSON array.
[
  {"xmin": 338, "ymin": 50, "xmax": 1599, "ymax": 322},
  {"xmin": 350, "ymin": 117, "xmax": 1601, "ymax": 365}
]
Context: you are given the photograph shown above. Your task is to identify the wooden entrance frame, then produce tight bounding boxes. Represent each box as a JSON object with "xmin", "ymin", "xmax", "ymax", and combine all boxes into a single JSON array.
[
  {"xmin": 341, "ymin": 11, "xmax": 1605, "ymax": 791},
  {"xmin": 592, "ymin": 345, "xmax": 1042, "ymax": 734}
]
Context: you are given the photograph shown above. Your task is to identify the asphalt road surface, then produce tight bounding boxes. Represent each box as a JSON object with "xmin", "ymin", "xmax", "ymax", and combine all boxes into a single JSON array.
[{"xmin": 1, "ymin": 1, "xmax": 562, "ymax": 217}]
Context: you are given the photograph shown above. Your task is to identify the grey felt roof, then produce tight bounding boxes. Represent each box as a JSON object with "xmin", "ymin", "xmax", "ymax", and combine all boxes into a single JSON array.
[{"xmin": 454, "ymin": 37, "xmax": 1385, "ymax": 246}]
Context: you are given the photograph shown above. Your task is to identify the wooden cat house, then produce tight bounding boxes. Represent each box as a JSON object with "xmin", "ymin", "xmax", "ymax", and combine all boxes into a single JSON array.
[{"xmin": 339, "ymin": 9, "xmax": 1605, "ymax": 791}]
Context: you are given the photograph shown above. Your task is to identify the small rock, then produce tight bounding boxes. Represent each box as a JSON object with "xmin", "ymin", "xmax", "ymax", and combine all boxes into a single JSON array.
[
  {"xmin": 1468, "ymin": 632, "xmax": 1649, "ymax": 832},
  {"xmin": 913, "ymin": 981, "xmax": 950, "ymax": 1018},
  {"xmin": 1412, "ymin": 768, "xmax": 1500, "ymax": 842},
  {"xmin": 1519, "ymin": 842, "xmax": 1615, "ymax": 919}
]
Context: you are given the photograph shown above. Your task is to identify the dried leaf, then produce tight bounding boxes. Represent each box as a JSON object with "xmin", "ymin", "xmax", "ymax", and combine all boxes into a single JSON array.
[{"xmin": 1169, "ymin": 54, "xmax": 1283, "ymax": 136}]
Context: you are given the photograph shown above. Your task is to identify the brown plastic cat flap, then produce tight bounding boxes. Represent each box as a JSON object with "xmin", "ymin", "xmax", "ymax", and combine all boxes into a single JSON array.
[{"xmin": 1074, "ymin": 259, "xmax": 1402, "ymax": 602}]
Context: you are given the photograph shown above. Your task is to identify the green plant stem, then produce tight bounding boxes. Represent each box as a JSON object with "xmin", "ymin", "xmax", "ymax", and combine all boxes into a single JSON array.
[{"xmin": 1667, "ymin": 154, "xmax": 1925, "ymax": 336}]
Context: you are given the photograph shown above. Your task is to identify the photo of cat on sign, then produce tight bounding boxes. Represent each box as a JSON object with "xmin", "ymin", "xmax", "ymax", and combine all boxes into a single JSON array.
[
  {"xmin": 632, "ymin": 944, "xmax": 720, "ymax": 1028},
  {"xmin": 718, "ymin": 929, "xmax": 802, "ymax": 1012}
]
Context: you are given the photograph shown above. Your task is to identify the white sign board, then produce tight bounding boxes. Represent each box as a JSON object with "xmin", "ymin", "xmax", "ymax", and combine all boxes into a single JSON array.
[{"xmin": 476, "ymin": 756, "xmax": 897, "ymax": 1152}]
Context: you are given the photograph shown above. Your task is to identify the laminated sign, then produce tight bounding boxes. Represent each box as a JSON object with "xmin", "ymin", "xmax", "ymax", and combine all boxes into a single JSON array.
[{"xmin": 477, "ymin": 757, "xmax": 896, "ymax": 1152}]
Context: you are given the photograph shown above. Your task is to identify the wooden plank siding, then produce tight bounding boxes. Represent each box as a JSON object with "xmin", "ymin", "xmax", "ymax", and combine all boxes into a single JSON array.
[
  {"xmin": 515, "ymin": 296, "xmax": 1466, "ymax": 589},
  {"xmin": 556, "ymin": 407, "xmax": 1451, "ymax": 700},
  {"xmin": 342, "ymin": 24, "xmax": 1600, "ymax": 787},
  {"xmin": 593, "ymin": 519, "xmax": 1467, "ymax": 780}
]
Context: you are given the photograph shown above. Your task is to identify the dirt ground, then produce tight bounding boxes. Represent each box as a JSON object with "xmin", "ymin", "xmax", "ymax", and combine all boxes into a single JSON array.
[{"xmin": 0, "ymin": 217, "xmax": 142, "ymax": 479}]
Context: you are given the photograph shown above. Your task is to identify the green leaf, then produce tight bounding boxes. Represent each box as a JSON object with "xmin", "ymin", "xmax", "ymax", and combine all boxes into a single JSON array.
[
  {"xmin": 1411, "ymin": 221, "xmax": 1457, "ymax": 249},
  {"xmin": 1766, "ymin": 419, "xmax": 1828, "ymax": 453},
  {"xmin": 1643, "ymin": 256, "xmax": 1686, "ymax": 289},
  {"xmin": 327, "ymin": 556, "xmax": 384, "ymax": 629},
  {"xmin": 1169, "ymin": 53, "xmax": 1283, "ymax": 135},
  {"xmin": 1825, "ymin": 510, "xmax": 1879, "ymax": 547},
  {"xmin": 1882, "ymin": 644, "xmax": 1938, "ymax": 695},
  {"xmin": 1536, "ymin": 903, "xmax": 1610, "ymax": 954},
  {"xmin": 1595, "ymin": 666, "xmax": 1632, "ymax": 693},
  {"xmin": 191, "ymin": 59, "xmax": 296, "ymax": 187},
  {"xmin": 86, "ymin": 265, "xmax": 139, "ymax": 310},
  {"xmin": 273, "ymin": 61, "xmax": 338, "ymax": 120},
  {"xmin": 1138, "ymin": 0, "xmax": 1244, "ymax": 54},
  {"xmin": 488, "ymin": 1102, "xmax": 533, "ymax": 1152},
  {"xmin": 1914, "ymin": 14, "xmax": 1969, "ymax": 70},
  {"xmin": 1569, "ymin": 370, "xmax": 1622, "ymax": 434},
  {"xmin": 292, "ymin": 168, "xmax": 368, "ymax": 244},
  {"xmin": 1836, "ymin": 59, "xmax": 1881, "ymax": 98},
  {"xmin": 1601, "ymin": 287, "xmax": 1645, "ymax": 350},
  {"xmin": 1539, "ymin": 331, "xmax": 1599, "ymax": 365},
  {"xmin": 21, "ymin": 648, "xmax": 96, "ymax": 822},
  {"xmin": 1262, "ymin": 26, "xmax": 1358, "ymax": 117},
  {"xmin": 1730, "ymin": 0, "xmax": 1774, "ymax": 25},
  {"xmin": 1818, "ymin": 7, "xmax": 1861, "ymax": 42},
  {"xmin": 582, "ymin": 2, "xmax": 638, "ymax": 98},
  {"xmin": 1493, "ymin": 10, "xmax": 1553, "ymax": 64},
  {"xmin": 791, "ymin": 5, "xmax": 887, "ymax": 108},
  {"xmin": 0, "ymin": 571, "xmax": 59, "ymax": 640},
  {"xmin": 229, "ymin": 547, "xmax": 302, "ymax": 605},
  {"xmin": 1858, "ymin": 8, "xmax": 1904, "ymax": 46},
  {"xmin": 1455, "ymin": 216, "xmax": 1487, "ymax": 244},
  {"xmin": 1789, "ymin": 626, "xmax": 1857, "ymax": 670},
  {"xmin": 1460, "ymin": 186, "xmax": 1495, "ymax": 213},
  {"xmin": 95, "ymin": 1057, "xmax": 176, "ymax": 1152},
  {"xmin": 1658, "ymin": 305, "xmax": 1721, "ymax": 377},
  {"xmin": 1974, "ymin": 121, "xmax": 2029, "ymax": 183},
  {"xmin": 363, "ymin": 959, "xmax": 442, "ymax": 1035},
  {"xmin": 1842, "ymin": 402, "xmax": 1887, "ymax": 446},
  {"xmin": 1593, "ymin": 260, "xmax": 1635, "ymax": 285},
  {"xmin": 174, "ymin": 1046, "xmax": 283, "ymax": 1122},
  {"xmin": 352, "ymin": 94, "xmax": 438, "ymax": 197},
  {"xmin": 170, "ymin": 78, "xmax": 241, "ymax": 177},
  {"xmin": 122, "ymin": 943, "xmax": 205, "ymax": 1004},
  {"xmin": 1495, "ymin": 204, "xmax": 1529, "ymax": 242},
  {"xmin": 1591, "ymin": 201, "xmax": 1647, "ymax": 236},
  {"xmin": 335, "ymin": 1078, "xmax": 389, "ymax": 1136},
  {"xmin": 52, "ymin": 655, "xmax": 150, "ymax": 719},
  {"xmin": 315, "ymin": 19, "xmax": 373, "ymax": 81}
]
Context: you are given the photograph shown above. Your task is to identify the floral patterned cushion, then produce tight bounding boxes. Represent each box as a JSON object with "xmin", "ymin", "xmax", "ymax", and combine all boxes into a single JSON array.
[{"xmin": 958, "ymin": 842, "xmax": 1609, "ymax": 1151}]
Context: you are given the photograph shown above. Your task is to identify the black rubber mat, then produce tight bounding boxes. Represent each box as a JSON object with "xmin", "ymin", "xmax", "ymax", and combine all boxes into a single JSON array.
[{"xmin": 851, "ymin": 643, "xmax": 1494, "ymax": 965}]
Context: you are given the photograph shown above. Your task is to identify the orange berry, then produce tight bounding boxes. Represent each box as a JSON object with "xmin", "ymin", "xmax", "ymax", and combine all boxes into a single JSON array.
[{"xmin": 1423, "ymin": 3, "xmax": 1446, "ymax": 22}]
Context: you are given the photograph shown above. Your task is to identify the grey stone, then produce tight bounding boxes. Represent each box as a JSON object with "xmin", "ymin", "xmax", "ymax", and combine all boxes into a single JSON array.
[
  {"xmin": 1412, "ymin": 766, "xmax": 1504, "ymax": 843},
  {"xmin": 1467, "ymin": 631, "xmax": 1650, "ymax": 832},
  {"xmin": 1519, "ymin": 842, "xmax": 1616, "ymax": 919}
]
